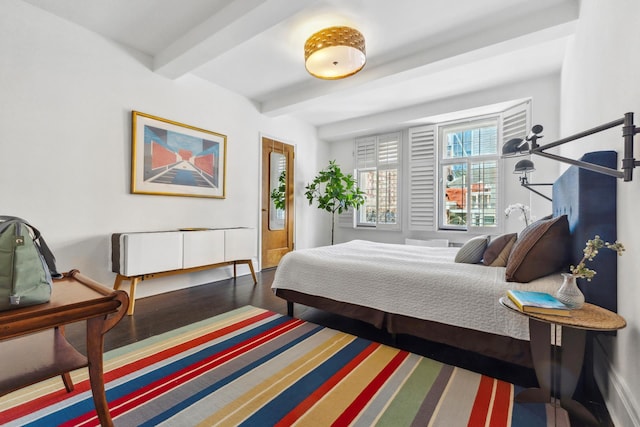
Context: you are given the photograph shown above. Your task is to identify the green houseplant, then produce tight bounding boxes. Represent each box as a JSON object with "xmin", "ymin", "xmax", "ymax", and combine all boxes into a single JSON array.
[
  {"xmin": 270, "ymin": 170, "xmax": 286, "ymax": 211},
  {"xmin": 305, "ymin": 160, "xmax": 365, "ymax": 245}
]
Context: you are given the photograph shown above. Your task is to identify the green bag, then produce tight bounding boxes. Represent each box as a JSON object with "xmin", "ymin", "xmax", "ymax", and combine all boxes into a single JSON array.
[{"xmin": 0, "ymin": 216, "xmax": 61, "ymax": 311}]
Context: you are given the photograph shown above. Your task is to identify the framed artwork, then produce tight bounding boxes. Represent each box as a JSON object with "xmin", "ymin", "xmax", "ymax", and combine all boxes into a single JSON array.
[{"xmin": 131, "ymin": 111, "xmax": 227, "ymax": 198}]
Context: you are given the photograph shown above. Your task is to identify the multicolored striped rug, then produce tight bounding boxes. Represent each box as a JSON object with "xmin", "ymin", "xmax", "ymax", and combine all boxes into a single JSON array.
[{"xmin": 0, "ymin": 306, "xmax": 568, "ymax": 426}]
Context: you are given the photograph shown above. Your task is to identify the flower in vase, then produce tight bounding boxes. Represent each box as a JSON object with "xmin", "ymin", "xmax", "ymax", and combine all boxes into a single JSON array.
[
  {"xmin": 570, "ymin": 235, "xmax": 625, "ymax": 280},
  {"xmin": 505, "ymin": 203, "xmax": 533, "ymax": 227}
]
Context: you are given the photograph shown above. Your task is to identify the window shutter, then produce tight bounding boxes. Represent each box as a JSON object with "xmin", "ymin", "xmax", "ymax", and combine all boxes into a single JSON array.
[
  {"xmin": 408, "ymin": 125, "xmax": 436, "ymax": 230},
  {"xmin": 339, "ymin": 143, "xmax": 364, "ymax": 229},
  {"xmin": 377, "ymin": 133, "xmax": 399, "ymax": 166},
  {"xmin": 502, "ymin": 102, "xmax": 530, "ymax": 142},
  {"xmin": 355, "ymin": 136, "xmax": 376, "ymax": 169}
]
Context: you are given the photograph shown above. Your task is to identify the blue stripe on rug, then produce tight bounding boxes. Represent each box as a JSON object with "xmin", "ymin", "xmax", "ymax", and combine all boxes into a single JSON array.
[
  {"xmin": 239, "ymin": 337, "xmax": 372, "ymax": 426},
  {"xmin": 24, "ymin": 315, "xmax": 293, "ymax": 427},
  {"xmin": 2, "ymin": 307, "xmax": 567, "ymax": 427},
  {"xmin": 511, "ymin": 385, "xmax": 552, "ymax": 426},
  {"xmin": 139, "ymin": 323, "xmax": 325, "ymax": 427}
]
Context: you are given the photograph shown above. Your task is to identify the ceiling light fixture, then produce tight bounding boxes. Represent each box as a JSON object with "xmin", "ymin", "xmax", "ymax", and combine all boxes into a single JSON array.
[{"xmin": 304, "ymin": 26, "xmax": 366, "ymax": 80}]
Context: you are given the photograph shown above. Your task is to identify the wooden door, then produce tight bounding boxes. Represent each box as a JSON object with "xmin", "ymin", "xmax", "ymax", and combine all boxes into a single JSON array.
[{"xmin": 261, "ymin": 138, "xmax": 294, "ymax": 269}]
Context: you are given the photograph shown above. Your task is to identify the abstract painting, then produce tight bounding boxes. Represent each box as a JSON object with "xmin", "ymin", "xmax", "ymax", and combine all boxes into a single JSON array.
[{"xmin": 131, "ymin": 111, "xmax": 226, "ymax": 198}]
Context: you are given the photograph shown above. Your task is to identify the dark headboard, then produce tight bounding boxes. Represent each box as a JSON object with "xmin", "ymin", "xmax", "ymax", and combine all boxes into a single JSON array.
[{"xmin": 552, "ymin": 150, "xmax": 618, "ymax": 312}]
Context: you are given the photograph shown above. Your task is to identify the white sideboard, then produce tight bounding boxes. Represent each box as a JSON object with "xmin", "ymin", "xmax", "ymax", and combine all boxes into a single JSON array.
[{"xmin": 111, "ymin": 228, "xmax": 257, "ymax": 315}]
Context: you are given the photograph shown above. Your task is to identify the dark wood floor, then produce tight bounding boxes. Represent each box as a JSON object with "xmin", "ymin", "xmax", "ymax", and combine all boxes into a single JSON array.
[{"xmin": 64, "ymin": 269, "xmax": 613, "ymax": 426}]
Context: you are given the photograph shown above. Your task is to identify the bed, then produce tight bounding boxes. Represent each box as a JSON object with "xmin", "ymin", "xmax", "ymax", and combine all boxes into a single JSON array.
[{"xmin": 272, "ymin": 151, "xmax": 618, "ymax": 367}]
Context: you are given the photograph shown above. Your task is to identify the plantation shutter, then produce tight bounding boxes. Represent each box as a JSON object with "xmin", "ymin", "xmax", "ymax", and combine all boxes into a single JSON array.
[
  {"xmin": 356, "ymin": 136, "xmax": 377, "ymax": 169},
  {"xmin": 502, "ymin": 102, "xmax": 530, "ymax": 143},
  {"xmin": 408, "ymin": 125, "xmax": 436, "ymax": 231},
  {"xmin": 339, "ymin": 136, "xmax": 376, "ymax": 229},
  {"xmin": 377, "ymin": 133, "xmax": 399, "ymax": 167},
  {"xmin": 376, "ymin": 133, "xmax": 400, "ymax": 227}
]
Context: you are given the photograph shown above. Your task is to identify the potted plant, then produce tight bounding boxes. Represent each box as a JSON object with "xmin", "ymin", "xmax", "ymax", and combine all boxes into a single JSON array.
[
  {"xmin": 569, "ymin": 235, "xmax": 625, "ymax": 280},
  {"xmin": 304, "ymin": 160, "xmax": 365, "ymax": 245},
  {"xmin": 270, "ymin": 170, "xmax": 286, "ymax": 211},
  {"xmin": 556, "ymin": 235, "xmax": 625, "ymax": 308}
]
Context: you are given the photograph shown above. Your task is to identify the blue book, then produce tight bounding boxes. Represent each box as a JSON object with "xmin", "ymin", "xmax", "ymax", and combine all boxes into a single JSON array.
[{"xmin": 507, "ymin": 290, "xmax": 571, "ymax": 316}]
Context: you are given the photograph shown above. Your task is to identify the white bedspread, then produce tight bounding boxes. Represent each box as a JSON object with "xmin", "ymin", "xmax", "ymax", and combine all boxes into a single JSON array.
[{"xmin": 271, "ymin": 240, "xmax": 564, "ymax": 341}]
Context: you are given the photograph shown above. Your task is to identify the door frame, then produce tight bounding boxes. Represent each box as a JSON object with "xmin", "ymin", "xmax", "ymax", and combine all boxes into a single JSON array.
[{"xmin": 259, "ymin": 134, "xmax": 295, "ymax": 270}]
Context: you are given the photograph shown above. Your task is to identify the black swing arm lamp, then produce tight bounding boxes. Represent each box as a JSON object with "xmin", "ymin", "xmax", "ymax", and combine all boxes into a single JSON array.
[
  {"xmin": 512, "ymin": 159, "xmax": 553, "ymax": 202},
  {"xmin": 502, "ymin": 112, "xmax": 640, "ymax": 181},
  {"xmin": 520, "ymin": 176, "xmax": 552, "ymax": 202}
]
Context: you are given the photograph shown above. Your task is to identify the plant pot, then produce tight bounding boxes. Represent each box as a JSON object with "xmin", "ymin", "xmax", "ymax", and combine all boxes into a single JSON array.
[{"xmin": 556, "ymin": 273, "xmax": 585, "ymax": 309}]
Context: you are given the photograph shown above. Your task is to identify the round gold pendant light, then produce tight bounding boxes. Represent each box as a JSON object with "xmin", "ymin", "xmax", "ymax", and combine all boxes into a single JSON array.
[{"xmin": 304, "ymin": 26, "xmax": 366, "ymax": 80}]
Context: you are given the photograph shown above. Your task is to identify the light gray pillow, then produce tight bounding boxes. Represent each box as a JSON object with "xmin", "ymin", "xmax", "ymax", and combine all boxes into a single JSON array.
[{"xmin": 455, "ymin": 235, "xmax": 489, "ymax": 264}]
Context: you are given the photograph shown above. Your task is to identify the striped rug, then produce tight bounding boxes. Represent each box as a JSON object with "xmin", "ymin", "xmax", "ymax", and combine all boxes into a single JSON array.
[{"xmin": 0, "ymin": 306, "xmax": 568, "ymax": 426}]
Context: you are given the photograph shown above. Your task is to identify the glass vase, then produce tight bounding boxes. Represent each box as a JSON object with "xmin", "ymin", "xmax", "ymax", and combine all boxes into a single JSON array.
[{"xmin": 556, "ymin": 273, "xmax": 585, "ymax": 309}]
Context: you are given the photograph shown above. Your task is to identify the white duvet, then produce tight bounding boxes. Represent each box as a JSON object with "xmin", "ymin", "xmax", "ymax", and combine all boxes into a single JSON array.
[{"xmin": 271, "ymin": 240, "xmax": 564, "ymax": 341}]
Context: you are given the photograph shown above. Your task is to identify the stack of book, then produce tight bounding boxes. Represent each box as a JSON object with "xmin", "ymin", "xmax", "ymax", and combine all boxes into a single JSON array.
[{"xmin": 506, "ymin": 290, "xmax": 571, "ymax": 317}]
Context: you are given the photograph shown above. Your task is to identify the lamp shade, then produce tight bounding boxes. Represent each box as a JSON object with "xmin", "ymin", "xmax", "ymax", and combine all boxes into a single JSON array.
[
  {"xmin": 304, "ymin": 26, "xmax": 366, "ymax": 80},
  {"xmin": 502, "ymin": 138, "xmax": 530, "ymax": 157},
  {"xmin": 514, "ymin": 159, "xmax": 535, "ymax": 174}
]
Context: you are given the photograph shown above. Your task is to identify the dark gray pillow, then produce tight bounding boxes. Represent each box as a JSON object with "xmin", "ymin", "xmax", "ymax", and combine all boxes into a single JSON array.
[
  {"xmin": 483, "ymin": 233, "xmax": 517, "ymax": 267},
  {"xmin": 455, "ymin": 235, "xmax": 489, "ymax": 264}
]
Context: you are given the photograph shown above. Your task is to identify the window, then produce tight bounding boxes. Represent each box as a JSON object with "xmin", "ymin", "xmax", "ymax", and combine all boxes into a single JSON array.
[
  {"xmin": 354, "ymin": 132, "xmax": 401, "ymax": 228},
  {"xmin": 439, "ymin": 119, "xmax": 499, "ymax": 230},
  {"xmin": 408, "ymin": 102, "xmax": 530, "ymax": 233}
]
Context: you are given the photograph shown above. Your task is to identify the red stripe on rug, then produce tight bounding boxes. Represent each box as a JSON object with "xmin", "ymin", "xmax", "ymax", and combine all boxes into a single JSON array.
[
  {"xmin": 274, "ymin": 342, "xmax": 381, "ymax": 427},
  {"xmin": 102, "ymin": 309, "xmax": 278, "ymax": 383},
  {"xmin": 489, "ymin": 379, "xmax": 513, "ymax": 427},
  {"xmin": 60, "ymin": 317, "xmax": 306, "ymax": 427},
  {"xmin": 467, "ymin": 375, "xmax": 495, "ymax": 426},
  {"xmin": 0, "ymin": 310, "xmax": 277, "ymax": 424},
  {"xmin": 332, "ymin": 350, "xmax": 410, "ymax": 426}
]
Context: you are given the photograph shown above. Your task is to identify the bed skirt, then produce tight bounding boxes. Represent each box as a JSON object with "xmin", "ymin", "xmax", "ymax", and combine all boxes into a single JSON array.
[{"xmin": 275, "ymin": 289, "xmax": 533, "ymax": 368}]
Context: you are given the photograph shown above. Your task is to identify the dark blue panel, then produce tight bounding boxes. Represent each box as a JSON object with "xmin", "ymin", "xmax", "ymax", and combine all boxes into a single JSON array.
[{"xmin": 552, "ymin": 151, "xmax": 618, "ymax": 312}]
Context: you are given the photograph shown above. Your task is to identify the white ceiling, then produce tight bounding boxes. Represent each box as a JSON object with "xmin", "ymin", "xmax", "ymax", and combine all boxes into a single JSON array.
[{"xmin": 23, "ymin": 0, "xmax": 579, "ymax": 141}]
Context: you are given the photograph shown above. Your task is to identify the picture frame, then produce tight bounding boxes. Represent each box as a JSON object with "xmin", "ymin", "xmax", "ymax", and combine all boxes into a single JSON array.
[{"xmin": 131, "ymin": 111, "xmax": 227, "ymax": 198}]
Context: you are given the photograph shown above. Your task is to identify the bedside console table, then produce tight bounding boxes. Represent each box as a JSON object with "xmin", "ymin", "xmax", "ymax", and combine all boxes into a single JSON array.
[
  {"xmin": 0, "ymin": 270, "xmax": 129, "ymax": 427},
  {"xmin": 112, "ymin": 228, "xmax": 257, "ymax": 315},
  {"xmin": 500, "ymin": 297, "xmax": 626, "ymax": 426}
]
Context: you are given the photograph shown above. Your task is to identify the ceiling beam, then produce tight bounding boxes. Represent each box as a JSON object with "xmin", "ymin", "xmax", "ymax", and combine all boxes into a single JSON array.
[
  {"xmin": 317, "ymin": 75, "xmax": 556, "ymax": 142},
  {"xmin": 154, "ymin": 0, "xmax": 318, "ymax": 79},
  {"xmin": 259, "ymin": 0, "xmax": 578, "ymax": 117}
]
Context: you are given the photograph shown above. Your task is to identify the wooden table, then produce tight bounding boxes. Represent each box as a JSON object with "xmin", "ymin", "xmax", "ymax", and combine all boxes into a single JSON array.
[
  {"xmin": 0, "ymin": 270, "xmax": 129, "ymax": 427},
  {"xmin": 500, "ymin": 297, "xmax": 626, "ymax": 425}
]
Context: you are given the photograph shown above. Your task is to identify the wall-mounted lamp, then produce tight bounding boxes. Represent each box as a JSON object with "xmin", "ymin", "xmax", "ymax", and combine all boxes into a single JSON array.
[
  {"xmin": 502, "ymin": 112, "xmax": 640, "ymax": 181},
  {"xmin": 512, "ymin": 159, "xmax": 553, "ymax": 201}
]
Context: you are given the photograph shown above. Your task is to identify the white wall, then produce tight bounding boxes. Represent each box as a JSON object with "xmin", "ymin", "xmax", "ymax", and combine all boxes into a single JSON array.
[
  {"xmin": 330, "ymin": 74, "xmax": 561, "ymax": 245},
  {"xmin": 0, "ymin": 0, "xmax": 329, "ymax": 297},
  {"xmin": 560, "ymin": 1, "xmax": 640, "ymax": 425}
]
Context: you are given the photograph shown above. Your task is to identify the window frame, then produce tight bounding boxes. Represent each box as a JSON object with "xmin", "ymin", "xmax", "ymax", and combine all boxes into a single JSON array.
[
  {"xmin": 437, "ymin": 116, "xmax": 501, "ymax": 234},
  {"xmin": 354, "ymin": 131, "xmax": 402, "ymax": 230}
]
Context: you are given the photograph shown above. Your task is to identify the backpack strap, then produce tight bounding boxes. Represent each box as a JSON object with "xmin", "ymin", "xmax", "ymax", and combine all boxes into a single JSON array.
[{"xmin": 0, "ymin": 216, "xmax": 62, "ymax": 279}]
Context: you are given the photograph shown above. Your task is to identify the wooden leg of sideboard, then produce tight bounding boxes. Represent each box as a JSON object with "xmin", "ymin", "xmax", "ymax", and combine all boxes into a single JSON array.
[
  {"xmin": 247, "ymin": 260, "xmax": 257, "ymax": 284},
  {"xmin": 113, "ymin": 274, "xmax": 124, "ymax": 290},
  {"xmin": 126, "ymin": 277, "xmax": 139, "ymax": 316}
]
